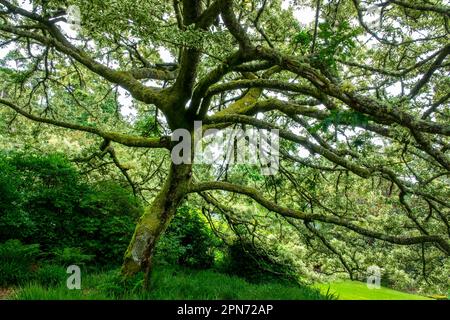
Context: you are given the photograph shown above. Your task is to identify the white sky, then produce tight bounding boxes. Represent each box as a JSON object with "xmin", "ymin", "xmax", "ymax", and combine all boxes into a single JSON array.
[{"xmin": 282, "ymin": 0, "xmax": 316, "ymax": 25}]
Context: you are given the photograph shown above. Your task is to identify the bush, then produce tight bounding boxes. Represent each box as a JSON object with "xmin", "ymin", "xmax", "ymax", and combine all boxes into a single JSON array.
[
  {"xmin": 34, "ymin": 264, "xmax": 67, "ymax": 287},
  {"xmin": 78, "ymin": 181, "xmax": 140, "ymax": 265},
  {"xmin": 50, "ymin": 247, "xmax": 95, "ymax": 266},
  {"xmin": 0, "ymin": 151, "xmax": 141, "ymax": 266},
  {"xmin": 155, "ymin": 205, "xmax": 220, "ymax": 269},
  {"xmin": 0, "ymin": 239, "xmax": 40, "ymax": 286},
  {"xmin": 221, "ymin": 241, "xmax": 297, "ymax": 284},
  {"xmin": 0, "ymin": 157, "xmax": 34, "ymax": 241}
]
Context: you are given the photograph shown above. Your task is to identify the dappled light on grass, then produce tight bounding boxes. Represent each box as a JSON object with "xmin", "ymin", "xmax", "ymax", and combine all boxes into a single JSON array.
[{"xmin": 315, "ymin": 281, "xmax": 433, "ymax": 300}]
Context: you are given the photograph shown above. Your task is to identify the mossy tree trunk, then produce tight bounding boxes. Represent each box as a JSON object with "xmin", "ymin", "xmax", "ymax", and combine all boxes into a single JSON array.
[{"xmin": 121, "ymin": 163, "xmax": 192, "ymax": 286}]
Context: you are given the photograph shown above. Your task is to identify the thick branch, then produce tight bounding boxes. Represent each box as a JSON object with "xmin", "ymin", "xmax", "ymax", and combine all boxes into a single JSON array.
[
  {"xmin": 189, "ymin": 181, "xmax": 450, "ymax": 254},
  {"xmin": 0, "ymin": 98, "xmax": 170, "ymax": 149}
]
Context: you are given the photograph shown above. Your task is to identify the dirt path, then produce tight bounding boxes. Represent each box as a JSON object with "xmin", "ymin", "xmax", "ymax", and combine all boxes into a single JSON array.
[{"xmin": 0, "ymin": 288, "xmax": 15, "ymax": 300}]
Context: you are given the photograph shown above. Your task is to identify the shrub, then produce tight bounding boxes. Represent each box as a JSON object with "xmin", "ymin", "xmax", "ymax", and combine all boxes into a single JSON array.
[
  {"xmin": 34, "ymin": 264, "xmax": 67, "ymax": 287},
  {"xmin": 0, "ymin": 156, "xmax": 34, "ymax": 241},
  {"xmin": 0, "ymin": 239, "xmax": 40, "ymax": 286},
  {"xmin": 221, "ymin": 241, "xmax": 297, "ymax": 284},
  {"xmin": 0, "ymin": 151, "xmax": 141, "ymax": 266},
  {"xmin": 78, "ymin": 181, "xmax": 140, "ymax": 265},
  {"xmin": 155, "ymin": 205, "xmax": 220, "ymax": 269},
  {"xmin": 50, "ymin": 247, "xmax": 95, "ymax": 266}
]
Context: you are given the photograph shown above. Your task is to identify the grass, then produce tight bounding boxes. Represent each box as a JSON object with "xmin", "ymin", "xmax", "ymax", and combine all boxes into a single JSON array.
[
  {"xmin": 12, "ymin": 265, "xmax": 328, "ymax": 300},
  {"xmin": 315, "ymin": 280, "xmax": 433, "ymax": 300},
  {"xmin": 8, "ymin": 267, "xmax": 438, "ymax": 300}
]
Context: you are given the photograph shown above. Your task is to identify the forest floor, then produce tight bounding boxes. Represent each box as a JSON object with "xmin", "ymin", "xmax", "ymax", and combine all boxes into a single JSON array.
[{"xmin": 0, "ymin": 288, "xmax": 15, "ymax": 300}]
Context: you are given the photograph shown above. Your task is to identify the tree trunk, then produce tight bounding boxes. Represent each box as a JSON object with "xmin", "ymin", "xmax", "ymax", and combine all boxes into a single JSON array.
[{"xmin": 121, "ymin": 163, "xmax": 192, "ymax": 285}]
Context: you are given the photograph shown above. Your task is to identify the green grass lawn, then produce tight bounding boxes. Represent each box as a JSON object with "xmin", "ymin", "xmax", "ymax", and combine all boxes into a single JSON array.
[
  {"xmin": 12, "ymin": 266, "xmax": 328, "ymax": 300},
  {"xmin": 315, "ymin": 280, "xmax": 433, "ymax": 300},
  {"xmin": 6, "ymin": 266, "xmax": 438, "ymax": 300}
]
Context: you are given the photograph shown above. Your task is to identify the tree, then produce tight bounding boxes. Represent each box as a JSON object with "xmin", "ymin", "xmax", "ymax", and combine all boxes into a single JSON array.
[{"xmin": 0, "ymin": 0, "xmax": 448, "ymax": 287}]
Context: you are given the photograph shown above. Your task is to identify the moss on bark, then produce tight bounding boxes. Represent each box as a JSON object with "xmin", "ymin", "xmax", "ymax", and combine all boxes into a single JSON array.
[{"xmin": 121, "ymin": 163, "xmax": 192, "ymax": 282}]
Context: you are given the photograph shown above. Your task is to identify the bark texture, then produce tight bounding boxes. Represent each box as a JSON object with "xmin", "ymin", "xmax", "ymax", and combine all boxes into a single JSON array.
[{"xmin": 121, "ymin": 163, "xmax": 192, "ymax": 282}]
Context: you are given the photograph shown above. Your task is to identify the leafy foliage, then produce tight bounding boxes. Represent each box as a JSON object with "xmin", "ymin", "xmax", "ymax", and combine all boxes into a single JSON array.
[
  {"xmin": 0, "ymin": 240, "xmax": 40, "ymax": 286},
  {"xmin": 0, "ymin": 0, "xmax": 448, "ymax": 298},
  {"xmin": 0, "ymin": 151, "xmax": 141, "ymax": 266},
  {"xmin": 155, "ymin": 205, "xmax": 220, "ymax": 269},
  {"xmin": 313, "ymin": 21, "xmax": 363, "ymax": 68},
  {"xmin": 221, "ymin": 241, "xmax": 297, "ymax": 284},
  {"xmin": 33, "ymin": 264, "xmax": 68, "ymax": 287},
  {"xmin": 311, "ymin": 110, "xmax": 372, "ymax": 133}
]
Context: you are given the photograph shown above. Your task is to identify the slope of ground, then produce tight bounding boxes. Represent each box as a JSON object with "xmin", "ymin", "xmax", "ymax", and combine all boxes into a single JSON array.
[
  {"xmin": 12, "ymin": 266, "xmax": 327, "ymax": 300},
  {"xmin": 315, "ymin": 280, "xmax": 433, "ymax": 300}
]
